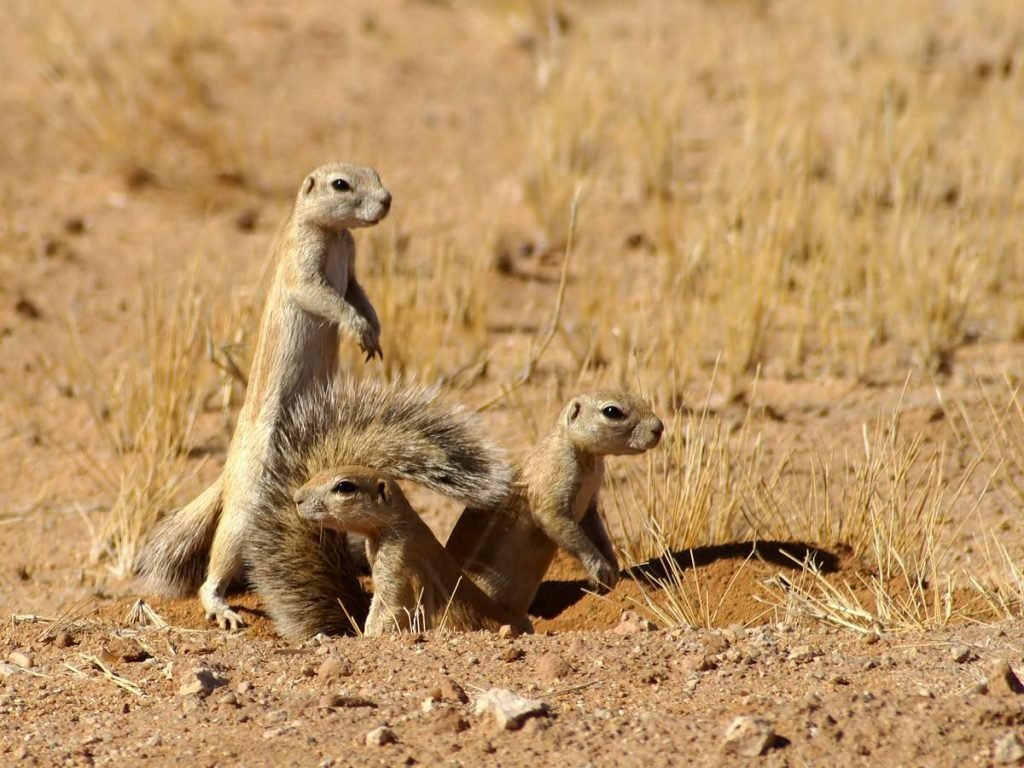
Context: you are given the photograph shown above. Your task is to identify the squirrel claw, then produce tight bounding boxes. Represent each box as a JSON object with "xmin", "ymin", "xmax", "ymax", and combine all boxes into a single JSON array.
[
  {"xmin": 207, "ymin": 608, "xmax": 246, "ymax": 632},
  {"xmin": 588, "ymin": 563, "xmax": 620, "ymax": 594}
]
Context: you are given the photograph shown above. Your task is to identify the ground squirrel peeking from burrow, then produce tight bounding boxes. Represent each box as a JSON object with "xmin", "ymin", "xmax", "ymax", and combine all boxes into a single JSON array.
[
  {"xmin": 294, "ymin": 466, "xmax": 534, "ymax": 636},
  {"xmin": 445, "ymin": 391, "xmax": 664, "ymax": 617},
  {"xmin": 136, "ymin": 162, "xmax": 391, "ymax": 630}
]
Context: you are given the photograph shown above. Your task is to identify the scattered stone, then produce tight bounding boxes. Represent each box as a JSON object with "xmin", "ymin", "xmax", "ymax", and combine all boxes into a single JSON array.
[
  {"xmin": 498, "ymin": 624, "xmax": 520, "ymax": 639},
  {"xmin": 988, "ymin": 660, "xmax": 1024, "ymax": 696},
  {"xmin": 237, "ymin": 681, "xmax": 254, "ymax": 694},
  {"xmin": 683, "ymin": 654, "xmax": 716, "ymax": 673},
  {"xmin": 263, "ymin": 724, "xmax": 300, "ymax": 739},
  {"xmin": 536, "ymin": 653, "xmax": 572, "ymax": 682},
  {"xmin": 180, "ymin": 694, "xmax": 204, "ymax": 714},
  {"xmin": 474, "ymin": 688, "xmax": 550, "ymax": 731},
  {"xmin": 0, "ymin": 663, "xmax": 25, "ymax": 677},
  {"xmin": 102, "ymin": 638, "xmax": 151, "ymax": 663},
  {"xmin": 994, "ymin": 732, "xmax": 1024, "ymax": 764},
  {"xmin": 217, "ymin": 692, "xmax": 240, "ymax": 710},
  {"xmin": 54, "ymin": 632, "xmax": 75, "ymax": 649},
  {"xmin": 724, "ymin": 624, "xmax": 747, "ymax": 642},
  {"xmin": 788, "ymin": 645, "xmax": 821, "ymax": 663},
  {"xmin": 614, "ymin": 610, "xmax": 655, "ymax": 635},
  {"xmin": 265, "ymin": 709, "xmax": 289, "ymax": 724},
  {"xmin": 319, "ymin": 694, "xmax": 378, "ymax": 709},
  {"xmin": 437, "ymin": 677, "xmax": 468, "ymax": 704},
  {"xmin": 500, "ymin": 647, "xmax": 526, "ymax": 663},
  {"xmin": 177, "ymin": 666, "xmax": 229, "ymax": 698},
  {"xmin": 365, "ymin": 726, "xmax": 397, "ymax": 746},
  {"xmin": 146, "ymin": 735, "xmax": 162, "ymax": 748},
  {"xmin": 723, "ymin": 716, "xmax": 779, "ymax": 757},
  {"xmin": 431, "ymin": 710, "xmax": 470, "ymax": 735},
  {"xmin": 950, "ymin": 645, "xmax": 975, "ymax": 664},
  {"xmin": 8, "ymin": 651, "xmax": 33, "ymax": 669},
  {"xmin": 861, "ymin": 630, "xmax": 881, "ymax": 646},
  {"xmin": 701, "ymin": 634, "xmax": 730, "ymax": 655}
]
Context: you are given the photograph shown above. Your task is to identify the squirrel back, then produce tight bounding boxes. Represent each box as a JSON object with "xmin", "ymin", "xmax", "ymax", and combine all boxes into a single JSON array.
[{"xmin": 245, "ymin": 376, "xmax": 512, "ymax": 640}]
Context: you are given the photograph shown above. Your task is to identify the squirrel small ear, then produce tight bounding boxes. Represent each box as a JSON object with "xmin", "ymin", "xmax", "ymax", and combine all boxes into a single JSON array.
[
  {"xmin": 377, "ymin": 481, "xmax": 390, "ymax": 503},
  {"xmin": 567, "ymin": 400, "xmax": 581, "ymax": 424},
  {"xmin": 303, "ymin": 176, "xmax": 316, "ymax": 195}
]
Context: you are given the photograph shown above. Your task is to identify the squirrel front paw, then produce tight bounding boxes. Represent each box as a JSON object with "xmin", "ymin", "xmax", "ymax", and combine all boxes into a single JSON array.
[
  {"xmin": 358, "ymin": 325, "xmax": 383, "ymax": 361},
  {"xmin": 206, "ymin": 607, "xmax": 246, "ymax": 632},
  {"xmin": 586, "ymin": 556, "xmax": 620, "ymax": 593}
]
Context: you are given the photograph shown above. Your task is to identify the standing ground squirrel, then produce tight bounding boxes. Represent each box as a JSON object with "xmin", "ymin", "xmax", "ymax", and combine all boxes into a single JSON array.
[
  {"xmin": 445, "ymin": 392, "xmax": 664, "ymax": 617},
  {"xmin": 137, "ymin": 162, "xmax": 392, "ymax": 630},
  {"xmin": 242, "ymin": 377, "xmax": 514, "ymax": 641},
  {"xmin": 294, "ymin": 466, "xmax": 533, "ymax": 636}
]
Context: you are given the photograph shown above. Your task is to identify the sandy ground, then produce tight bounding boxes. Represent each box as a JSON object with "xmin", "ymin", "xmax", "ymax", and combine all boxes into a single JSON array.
[{"xmin": 2, "ymin": 0, "xmax": 1024, "ymax": 765}]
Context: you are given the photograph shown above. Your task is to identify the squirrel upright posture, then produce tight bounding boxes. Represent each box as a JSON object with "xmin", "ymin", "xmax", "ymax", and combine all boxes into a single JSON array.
[
  {"xmin": 243, "ymin": 377, "xmax": 513, "ymax": 640},
  {"xmin": 293, "ymin": 466, "xmax": 533, "ymax": 636},
  {"xmin": 137, "ymin": 163, "xmax": 392, "ymax": 630},
  {"xmin": 445, "ymin": 392, "xmax": 664, "ymax": 617}
]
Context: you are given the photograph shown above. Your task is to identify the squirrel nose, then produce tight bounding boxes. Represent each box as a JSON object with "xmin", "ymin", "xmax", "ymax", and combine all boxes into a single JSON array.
[
  {"xmin": 650, "ymin": 419, "xmax": 664, "ymax": 439},
  {"xmin": 379, "ymin": 192, "xmax": 392, "ymax": 215},
  {"xmin": 293, "ymin": 488, "xmax": 307, "ymax": 505}
]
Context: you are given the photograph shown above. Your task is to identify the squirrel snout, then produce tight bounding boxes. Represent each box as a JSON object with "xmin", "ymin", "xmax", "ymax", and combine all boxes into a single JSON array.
[
  {"xmin": 293, "ymin": 488, "xmax": 308, "ymax": 505},
  {"xmin": 650, "ymin": 419, "xmax": 664, "ymax": 439},
  {"xmin": 378, "ymin": 191, "xmax": 392, "ymax": 216}
]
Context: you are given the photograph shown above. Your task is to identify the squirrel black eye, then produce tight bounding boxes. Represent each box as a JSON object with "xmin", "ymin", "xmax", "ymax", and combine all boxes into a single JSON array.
[
  {"xmin": 601, "ymin": 405, "xmax": 625, "ymax": 420},
  {"xmin": 331, "ymin": 178, "xmax": 352, "ymax": 192},
  {"xmin": 332, "ymin": 480, "xmax": 358, "ymax": 494}
]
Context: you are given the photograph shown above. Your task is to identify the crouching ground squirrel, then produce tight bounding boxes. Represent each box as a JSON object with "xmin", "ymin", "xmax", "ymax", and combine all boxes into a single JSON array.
[
  {"xmin": 137, "ymin": 163, "xmax": 393, "ymax": 630},
  {"xmin": 242, "ymin": 377, "xmax": 513, "ymax": 641},
  {"xmin": 294, "ymin": 466, "xmax": 534, "ymax": 636},
  {"xmin": 445, "ymin": 392, "xmax": 664, "ymax": 617}
]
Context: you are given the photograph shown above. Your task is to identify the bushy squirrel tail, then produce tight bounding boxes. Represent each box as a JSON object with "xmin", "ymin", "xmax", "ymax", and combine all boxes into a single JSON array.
[
  {"xmin": 135, "ymin": 475, "xmax": 224, "ymax": 596},
  {"xmin": 246, "ymin": 377, "xmax": 513, "ymax": 641}
]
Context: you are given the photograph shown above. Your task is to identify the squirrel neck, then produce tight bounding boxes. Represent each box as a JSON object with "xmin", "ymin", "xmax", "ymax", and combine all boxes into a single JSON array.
[
  {"xmin": 521, "ymin": 428, "xmax": 605, "ymax": 519},
  {"xmin": 289, "ymin": 215, "xmax": 346, "ymax": 258},
  {"xmin": 364, "ymin": 505, "xmax": 431, "ymax": 566}
]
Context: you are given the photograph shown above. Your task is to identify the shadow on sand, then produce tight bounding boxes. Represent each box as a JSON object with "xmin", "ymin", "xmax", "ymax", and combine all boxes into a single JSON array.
[{"xmin": 529, "ymin": 540, "xmax": 841, "ymax": 620}]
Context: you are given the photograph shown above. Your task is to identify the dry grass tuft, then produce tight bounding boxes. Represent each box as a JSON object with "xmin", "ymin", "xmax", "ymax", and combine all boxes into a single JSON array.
[
  {"xmin": 56, "ymin": 265, "xmax": 254, "ymax": 578},
  {"xmin": 24, "ymin": 3, "xmax": 244, "ymax": 191}
]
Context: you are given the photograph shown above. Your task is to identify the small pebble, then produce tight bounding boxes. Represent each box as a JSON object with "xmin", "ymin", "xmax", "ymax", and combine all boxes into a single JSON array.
[
  {"xmin": 723, "ymin": 716, "xmax": 778, "ymax": 757},
  {"xmin": 536, "ymin": 653, "xmax": 572, "ymax": 682},
  {"xmin": 8, "ymin": 651, "xmax": 33, "ymax": 669},
  {"xmin": 365, "ymin": 726, "xmax": 397, "ymax": 746},
  {"xmin": 994, "ymin": 731, "xmax": 1024, "ymax": 764}
]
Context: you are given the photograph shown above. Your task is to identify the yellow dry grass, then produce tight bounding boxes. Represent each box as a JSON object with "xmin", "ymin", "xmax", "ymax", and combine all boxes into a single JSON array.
[{"xmin": 18, "ymin": 0, "xmax": 1024, "ymax": 630}]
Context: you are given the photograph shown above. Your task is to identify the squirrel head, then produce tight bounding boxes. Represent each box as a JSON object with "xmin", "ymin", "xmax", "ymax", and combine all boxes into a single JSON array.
[
  {"xmin": 294, "ymin": 465, "xmax": 406, "ymax": 536},
  {"xmin": 297, "ymin": 162, "xmax": 392, "ymax": 232},
  {"xmin": 561, "ymin": 391, "xmax": 664, "ymax": 456}
]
